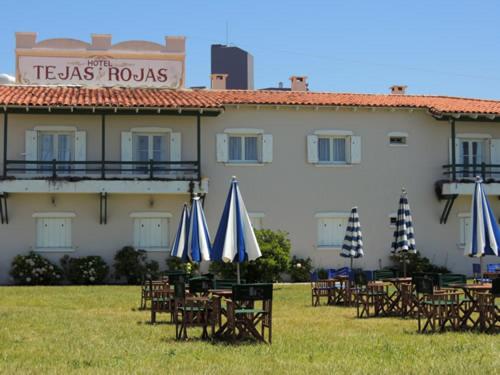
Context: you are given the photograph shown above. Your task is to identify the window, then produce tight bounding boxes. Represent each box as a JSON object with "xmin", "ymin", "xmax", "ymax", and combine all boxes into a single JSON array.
[
  {"xmin": 388, "ymin": 132, "xmax": 408, "ymax": 146},
  {"xmin": 307, "ymin": 131, "xmax": 361, "ymax": 165},
  {"xmin": 318, "ymin": 137, "xmax": 346, "ymax": 163},
  {"xmin": 229, "ymin": 135, "xmax": 259, "ymax": 162},
  {"xmin": 131, "ymin": 213, "xmax": 171, "ymax": 251},
  {"xmin": 216, "ymin": 129, "xmax": 273, "ymax": 164},
  {"xmin": 249, "ymin": 213, "xmax": 265, "ymax": 230},
  {"xmin": 458, "ymin": 214, "xmax": 471, "ymax": 248},
  {"xmin": 33, "ymin": 212, "xmax": 75, "ymax": 251},
  {"xmin": 133, "ymin": 133, "xmax": 169, "ymax": 173},
  {"xmin": 315, "ymin": 212, "xmax": 349, "ymax": 249},
  {"xmin": 460, "ymin": 139, "xmax": 484, "ymax": 178}
]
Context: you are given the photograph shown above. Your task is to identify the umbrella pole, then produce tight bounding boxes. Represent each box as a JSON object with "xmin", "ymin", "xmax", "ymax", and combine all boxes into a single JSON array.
[
  {"xmin": 236, "ymin": 263, "xmax": 241, "ymax": 284},
  {"xmin": 350, "ymin": 257, "xmax": 353, "ymax": 270}
]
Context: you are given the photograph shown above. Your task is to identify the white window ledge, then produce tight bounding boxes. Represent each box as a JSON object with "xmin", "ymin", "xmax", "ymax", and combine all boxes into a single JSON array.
[
  {"xmin": 224, "ymin": 128, "xmax": 264, "ymax": 135},
  {"xmin": 32, "ymin": 212, "xmax": 76, "ymax": 218},
  {"xmin": 224, "ymin": 163, "xmax": 266, "ymax": 167},
  {"xmin": 130, "ymin": 212, "xmax": 172, "ymax": 218},
  {"xmin": 138, "ymin": 247, "xmax": 170, "ymax": 252},
  {"xmin": 35, "ymin": 247, "xmax": 75, "ymax": 253},
  {"xmin": 316, "ymin": 246, "xmax": 342, "ymax": 251},
  {"xmin": 314, "ymin": 163, "xmax": 352, "ymax": 168},
  {"xmin": 388, "ymin": 143, "xmax": 408, "ymax": 148},
  {"xmin": 315, "ymin": 212, "xmax": 350, "ymax": 219}
]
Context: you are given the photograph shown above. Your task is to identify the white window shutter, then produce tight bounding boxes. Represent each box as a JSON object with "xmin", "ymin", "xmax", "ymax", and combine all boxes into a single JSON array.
[
  {"xmin": 307, "ymin": 135, "xmax": 318, "ymax": 163},
  {"xmin": 25, "ymin": 130, "xmax": 37, "ymax": 174},
  {"xmin": 216, "ymin": 133, "xmax": 228, "ymax": 162},
  {"xmin": 170, "ymin": 132, "xmax": 181, "ymax": 161},
  {"xmin": 75, "ymin": 131, "xmax": 86, "ymax": 174},
  {"xmin": 350, "ymin": 136, "xmax": 361, "ymax": 164},
  {"xmin": 262, "ymin": 134, "xmax": 273, "ymax": 163},
  {"xmin": 448, "ymin": 138, "xmax": 460, "ymax": 164},
  {"xmin": 490, "ymin": 139, "xmax": 500, "ymax": 164},
  {"xmin": 121, "ymin": 132, "xmax": 133, "ymax": 173}
]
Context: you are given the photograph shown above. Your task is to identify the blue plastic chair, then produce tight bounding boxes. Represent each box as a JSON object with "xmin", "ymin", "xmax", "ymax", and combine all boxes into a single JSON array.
[
  {"xmin": 487, "ymin": 263, "xmax": 500, "ymax": 273},
  {"xmin": 327, "ymin": 268, "xmax": 337, "ymax": 279}
]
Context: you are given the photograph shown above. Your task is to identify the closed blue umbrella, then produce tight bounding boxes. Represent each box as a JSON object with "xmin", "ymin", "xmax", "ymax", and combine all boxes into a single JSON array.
[
  {"xmin": 171, "ymin": 197, "xmax": 212, "ymax": 262},
  {"xmin": 170, "ymin": 203, "xmax": 189, "ymax": 260},
  {"xmin": 340, "ymin": 207, "xmax": 364, "ymax": 269},
  {"xmin": 391, "ymin": 189, "xmax": 416, "ymax": 276},
  {"xmin": 212, "ymin": 177, "xmax": 262, "ymax": 283},
  {"xmin": 466, "ymin": 177, "xmax": 500, "ymax": 272}
]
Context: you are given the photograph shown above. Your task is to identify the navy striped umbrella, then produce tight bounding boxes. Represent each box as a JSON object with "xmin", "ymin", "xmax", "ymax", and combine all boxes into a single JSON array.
[
  {"xmin": 466, "ymin": 177, "xmax": 500, "ymax": 272},
  {"xmin": 340, "ymin": 207, "xmax": 364, "ymax": 269},
  {"xmin": 391, "ymin": 189, "xmax": 416, "ymax": 276}
]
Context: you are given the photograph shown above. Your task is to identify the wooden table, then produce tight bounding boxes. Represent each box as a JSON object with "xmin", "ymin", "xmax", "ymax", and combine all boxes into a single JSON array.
[
  {"xmin": 382, "ymin": 277, "xmax": 412, "ymax": 315},
  {"xmin": 209, "ymin": 289, "xmax": 233, "ymax": 337},
  {"xmin": 447, "ymin": 283, "xmax": 492, "ymax": 330}
]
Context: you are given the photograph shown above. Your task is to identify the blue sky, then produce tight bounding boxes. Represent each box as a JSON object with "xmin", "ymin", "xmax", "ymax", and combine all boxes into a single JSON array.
[{"xmin": 1, "ymin": 0, "xmax": 499, "ymax": 98}]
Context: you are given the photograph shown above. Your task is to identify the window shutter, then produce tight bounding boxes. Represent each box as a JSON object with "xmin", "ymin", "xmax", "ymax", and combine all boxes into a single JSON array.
[
  {"xmin": 262, "ymin": 134, "xmax": 273, "ymax": 163},
  {"xmin": 216, "ymin": 133, "xmax": 228, "ymax": 162},
  {"xmin": 349, "ymin": 136, "xmax": 361, "ymax": 164},
  {"xmin": 75, "ymin": 131, "xmax": 86, "ymax": 174},
  {"xmin": 121, "ymin": 132, "xmax": 133, "ymax": 173},
  {"xmin": 489, "ymin": 139, "xmax": 500, "ymax": 164},
  {"xmin": 307, "ymin": 135, "xmax": 318, "ymax": 163},
  {"xmin": 448, "ymin": 138, "xmax": 460, "ymax": 164},
  {"xmin": 170, "ymin": 132, "xmax": 181, "ymax": 161},
  {"xmin": 25, "ymin": 130, "xmax": 38, "ymax": 174}
]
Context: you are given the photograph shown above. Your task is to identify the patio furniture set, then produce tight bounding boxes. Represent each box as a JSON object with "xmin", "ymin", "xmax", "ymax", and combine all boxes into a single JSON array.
[
  {"xmin": 311, "ymin": 267, "xmax": 500, "ymax": 334},
  {"xmin": 141, "ymin": 272, "xmax": 273, "ymax": 343}
]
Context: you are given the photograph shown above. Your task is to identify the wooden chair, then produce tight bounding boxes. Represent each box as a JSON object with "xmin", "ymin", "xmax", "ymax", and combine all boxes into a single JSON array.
[
  {"xmin": 150, "ymin": 280, "xmax": 175, "ymax": 324},
  {"xmin": 173, "ymin": 281, "xmax": 215, "ymax": 340},
  {"xmin": 354, "ymin": 272, "xmax": 389, "ymax": 318},
  {"xmin": 226, "ymin": 283, "xmax": 273, "ymax": 344},
  {"xmin": 213, "ymin": 279, "xmax": 244, "ymax": 290},
  {"xmin": 188, "ymin": 277, "xmax": 213, "ymax": 297},
  {"xmin": 416, "ymin": 277, "xmax": 460, "ymax": 333},
  {"xmin": 141, "ymin": 278, "xmax": 167, "ymax": 310},
  {"xmin": 311, "ymin": 279, "xmax": 335, "ymax": 306},
  {"xmin": 475, "ymin": 278, "xmax": 500, "ymax": 333}
]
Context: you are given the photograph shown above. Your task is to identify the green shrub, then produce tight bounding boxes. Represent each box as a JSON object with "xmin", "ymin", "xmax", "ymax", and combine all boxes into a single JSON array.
[
  {"xmin": 166, "ymin": 256, "xmax": 199, "ymax": 275},
  {"xmin": 113, "ymin": 246, "xmax": 159, "ymax": 284},
  {"xmin": 60, "ymin": 255, "xmax": 109, "ymax": 285},
  {"xmin": 209, "ymin": 229, "xmax": 291, "ymax": 283},
  {"xmin": 289, "ymin": 256, "xmax": 313, "ymax": 282},
  {"xmin": 10, "ymin": 251, "xmax": 63, "ymax": 285},
  {"xmin": 390, "ymin": 251, "xmax": 450, "ymax": 276}
]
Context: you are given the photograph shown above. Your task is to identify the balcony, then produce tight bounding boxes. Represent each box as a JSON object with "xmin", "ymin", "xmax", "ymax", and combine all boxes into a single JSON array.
[
  {"xmin": 441, "ymin": 163, "xmax": 500, "ymax": 195},
  {"xmin": 0, "ymin": 159, "xmax": 206, "ymax": 195}
]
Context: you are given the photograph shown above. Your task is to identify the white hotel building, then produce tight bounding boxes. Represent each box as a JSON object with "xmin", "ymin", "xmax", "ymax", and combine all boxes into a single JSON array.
[{"xmin": 0, "ymin": 32, "xmax": 499, "ymax": 283}]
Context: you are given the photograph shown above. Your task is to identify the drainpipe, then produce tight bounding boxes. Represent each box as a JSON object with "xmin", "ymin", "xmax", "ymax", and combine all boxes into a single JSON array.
[{"xmin": 450, "ymin": 118, "xmax": 456, "ymax": 181}]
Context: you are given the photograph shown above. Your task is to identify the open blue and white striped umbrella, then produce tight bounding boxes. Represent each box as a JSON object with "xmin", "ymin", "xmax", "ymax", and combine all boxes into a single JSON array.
[
  {"xmin": 466, "ymin": 177, "xmax": 500, "ymax": 260},
  {"xmin": 212, "ymin": 177, "xmax": 261, "ymax": 282},
  {"xmin": 171, "ymin": 197, "xmax": 212, "ymax": 262},
  {"xmin": 170, "ymin": 203, "xmax": 189, "ymax": 260},
  {"xmin": 391, "ymin": 189, "xmax": 416, "ymax": 255},
  {"xmin": 340, "ymin": 207, "xmax": 363, "ymax": 268}
]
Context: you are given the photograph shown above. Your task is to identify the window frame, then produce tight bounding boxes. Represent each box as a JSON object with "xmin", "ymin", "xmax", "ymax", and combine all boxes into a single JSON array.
[
  {"xmin": 248, "ymin": 212, "xmax": 265, "ymax": 230},
  {"xmin": 228, "ymin": 134, "xmax": 261, "ymax": 163},
  {"xmin": 315, "ymin": 212, "xmax": 350, "ymax": 250},
  {"xmin": 388, "ymin": 132, "xmax": 408, "ymax": 147},
  {"xmin": 32, "ymin": 212, "xmax": 76, "ymax": 252},
  {"xmin": 458, "ymin": 213, "xmax": 471, "ymax": 249},
  {"xmin": 317, "ymin": 136, "xmax": 347, "ymax": 164}
]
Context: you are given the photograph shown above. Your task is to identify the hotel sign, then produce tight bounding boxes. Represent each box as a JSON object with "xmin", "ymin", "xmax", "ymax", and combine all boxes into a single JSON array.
[{"xmin": 18, "ymin": 56, "xmax": 183, "ymax": 89}]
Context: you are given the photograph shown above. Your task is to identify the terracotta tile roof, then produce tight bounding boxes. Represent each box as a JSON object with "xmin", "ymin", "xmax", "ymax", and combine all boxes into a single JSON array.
[{"xmin": 1, "ymin": 85, "xmax": 500, "ymax": 116}]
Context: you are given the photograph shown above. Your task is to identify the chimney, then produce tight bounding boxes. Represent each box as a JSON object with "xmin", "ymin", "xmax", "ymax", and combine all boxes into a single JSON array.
[
  {"xmin": 390, "ymin": 85, "xmax": 407, "ymax": 95},
  {"xmin": 90, "ymin": 34, "xmax": 112, "ymax": 50},
  {"xmin": 210, "ymin": 74, "xmax": 228, "ymax": 90},
  {"xmin": 15, "ymin": 32, "xmax": 37, "ymax": 49},
  {"xmin": 290, "ymin": 76, "xmax": 308, "ymax": 91}
]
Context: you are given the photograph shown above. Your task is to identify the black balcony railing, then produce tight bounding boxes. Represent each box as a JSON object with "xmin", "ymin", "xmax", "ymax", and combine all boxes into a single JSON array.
[
  {"xmin": 3, "ymin": 159, "xmax": 200, "ymax": 180},
  {"xmin": 442, "ymin": 163, "xmax": 500, "ymax": 182}
]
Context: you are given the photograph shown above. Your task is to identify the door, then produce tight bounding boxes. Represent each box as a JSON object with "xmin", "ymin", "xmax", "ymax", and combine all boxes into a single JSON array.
[
  {"xmin": 133, "ymin": 134, "xmax": 169, "ymax": 174},
  {"xmin": 38, "ymin": 132, "xmax": 73, "ymax": 173},
  {"xmin": 460, "ymin": 139, "xmax": 484, "ymax": 178}
]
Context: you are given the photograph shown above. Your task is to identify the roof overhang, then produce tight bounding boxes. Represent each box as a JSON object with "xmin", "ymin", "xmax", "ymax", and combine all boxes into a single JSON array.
[
  {"xmin": 0, "ymin": 105, "xmax": 222, "ymax": 117},
  {"xmin": 430, "ymin": 111, "xmax": 500, "ymax": 122}
]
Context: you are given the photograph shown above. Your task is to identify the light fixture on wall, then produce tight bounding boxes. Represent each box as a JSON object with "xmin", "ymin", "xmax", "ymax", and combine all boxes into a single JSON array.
[
  {"xmin": 51, "ymin": 196, "xmax": 56, "ymax": 206},
  {"xmin": 149, "ymin": 196, "xmax": 155, "ymax": 207}
]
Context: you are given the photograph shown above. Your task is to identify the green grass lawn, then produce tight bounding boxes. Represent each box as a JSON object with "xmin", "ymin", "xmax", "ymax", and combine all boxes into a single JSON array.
[{"xmin": 0, "ymin": 284, "xmax": 498, "ymax": 375}]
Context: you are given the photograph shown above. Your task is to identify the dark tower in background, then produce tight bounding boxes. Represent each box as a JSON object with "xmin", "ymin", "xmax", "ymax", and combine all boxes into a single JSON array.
[{"xmin": 211, "ymin": 44, "xmax": 254, "ymax": 90}]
